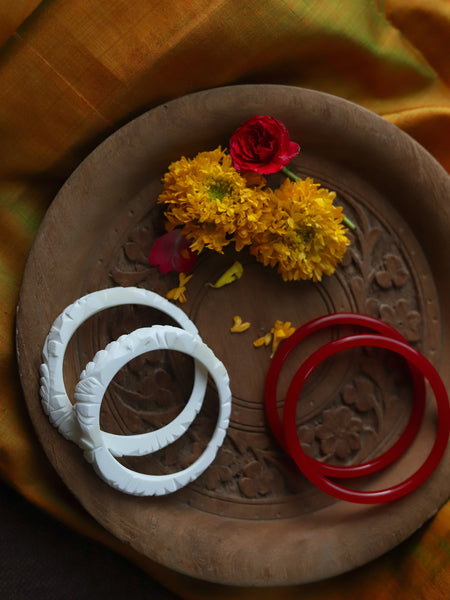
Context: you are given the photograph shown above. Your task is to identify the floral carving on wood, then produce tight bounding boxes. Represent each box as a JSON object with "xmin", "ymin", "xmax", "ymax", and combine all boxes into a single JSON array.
[{"xmin": 79, "ymin": 177, "xmax": 439, "ymax": 518}]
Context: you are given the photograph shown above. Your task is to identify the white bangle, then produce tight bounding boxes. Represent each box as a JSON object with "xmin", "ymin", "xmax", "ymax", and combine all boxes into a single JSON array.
[
  {"xmin": 74, "ymin": 325, "xmax": 231, "ymax": 496},
  {"xmin": 39, "ymin": 287, "xmax": 208, "ymax": 456}
]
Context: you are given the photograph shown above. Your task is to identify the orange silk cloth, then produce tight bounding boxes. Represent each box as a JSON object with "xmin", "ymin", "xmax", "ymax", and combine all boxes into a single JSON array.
[{"xmin": 1, "ymin": 1, "xmax": 449, "ymax": 598}]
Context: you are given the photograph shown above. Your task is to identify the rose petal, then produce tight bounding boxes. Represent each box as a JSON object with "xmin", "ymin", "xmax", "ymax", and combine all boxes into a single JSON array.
[{"xmin": 149, "ymin": 229, "xmax": 197, "ymax": 274}]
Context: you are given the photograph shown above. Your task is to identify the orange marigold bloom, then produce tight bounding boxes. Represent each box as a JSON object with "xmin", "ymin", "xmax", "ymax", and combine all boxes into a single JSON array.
[
  {"xmin": 158, "ymin": 147, "xmax": 268, "ymax": 254},
  {"xmin": 250, "ymin": 177, "xmax": 350, "ymax": 282}
]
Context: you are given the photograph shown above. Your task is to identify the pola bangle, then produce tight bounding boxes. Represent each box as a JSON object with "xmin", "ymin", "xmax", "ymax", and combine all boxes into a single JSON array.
[
  {"xmin": 265, "ymin": 313, "xmax": 426, "ymax": 478},
  {"xmin": 282, "ymin": 334, "xmax": 450, "ymax": 504}
]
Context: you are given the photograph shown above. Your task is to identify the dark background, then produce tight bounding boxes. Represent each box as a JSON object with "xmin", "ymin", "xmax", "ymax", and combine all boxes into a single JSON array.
[{"xmin": 0, "ymin": 478, "xmax": 180, "ymax": 600}]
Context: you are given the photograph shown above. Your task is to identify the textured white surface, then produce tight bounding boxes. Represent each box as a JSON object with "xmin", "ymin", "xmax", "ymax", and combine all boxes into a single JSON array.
[
  {"xmin": 74, "ymin": 325, "xmax": 231, "ymax": 496},
  {"xmin": 39, "ymin": 287, "xmax": 208, "ymax": 456}
]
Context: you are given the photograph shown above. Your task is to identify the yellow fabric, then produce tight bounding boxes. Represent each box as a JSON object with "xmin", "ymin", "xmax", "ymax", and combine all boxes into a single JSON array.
[{"xmin": 1, "ymin": 0, "xmax": 449, "ymax": 597}]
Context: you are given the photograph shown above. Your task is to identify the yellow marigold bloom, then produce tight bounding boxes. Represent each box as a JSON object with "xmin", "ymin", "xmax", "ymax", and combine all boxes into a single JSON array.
[
  {"xmin": 250, "ymin": 178, "xmax": 350, "ymax": 282},
  {"xmin": 230, "ymin": 315, "xmax": 251, "ymax": 333},
  {"xmin": 158, "ymin": 147, "xmax": 268, "ymax": 254},
  {"xmin": 165, "ymin": 273, "xmax": 193, "ymax": 303}
]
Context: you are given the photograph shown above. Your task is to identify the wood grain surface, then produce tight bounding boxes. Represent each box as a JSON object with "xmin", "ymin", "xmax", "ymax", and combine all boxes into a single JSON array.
[{"xmin": 16, "ymin": 85, "xmax": 450, "ymax": 586}]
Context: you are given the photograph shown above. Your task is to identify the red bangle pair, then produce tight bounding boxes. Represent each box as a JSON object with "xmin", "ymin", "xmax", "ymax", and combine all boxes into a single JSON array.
[{"xmin": 264, "ymin": 313, "xmax": 450, "ymax": 503}]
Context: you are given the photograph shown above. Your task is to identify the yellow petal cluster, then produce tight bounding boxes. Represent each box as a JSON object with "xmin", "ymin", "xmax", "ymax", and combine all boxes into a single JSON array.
[
  {"xmin": 230, "ymin": 315, "xmax": 251, "ymax": 333},
  {"xmin": 165, "ymin": 273, "xmax": 192, "ymax": 303},
  {"xmin": 250, "ymin": 178, "xmax": 350, "ymax": 282},
  {"xmin": 253, "ymin": 320, "xmax": 296, "ymax": 355},
  {"xmin": 158, "ymin": 148, "xmax": 350, "ymax": 282},
  {"xmin": 158, "ymin": 147, "xmax": 268, "ymax": 254}
]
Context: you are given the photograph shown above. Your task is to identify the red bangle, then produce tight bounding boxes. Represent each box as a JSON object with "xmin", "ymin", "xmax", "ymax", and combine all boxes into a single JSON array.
[
  {"xmin": 265, "ymin": 313, "xmax": 426, "ymax": 478},
  {"xmin": 282, "ymin": 334, "xmax": 450, "ymax": 503}
]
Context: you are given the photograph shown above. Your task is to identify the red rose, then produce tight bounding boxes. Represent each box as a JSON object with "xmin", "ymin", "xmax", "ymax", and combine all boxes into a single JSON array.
[
  {"xmin": 149, "ymin": 229, "xmax": 197, "ymax": 274},
  {"xmin": 229, "ymin": 115, "xmax": 299, "ymax": 174}
]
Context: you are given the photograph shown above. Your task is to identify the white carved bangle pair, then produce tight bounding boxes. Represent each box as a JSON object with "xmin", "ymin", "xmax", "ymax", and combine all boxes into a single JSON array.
[{"xmin": 40, "ymin": 287, "xmax": 231, "ymax": 496}]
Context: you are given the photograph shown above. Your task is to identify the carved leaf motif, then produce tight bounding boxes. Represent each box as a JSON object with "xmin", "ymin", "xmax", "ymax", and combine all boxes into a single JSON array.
[
  {"xmin": 226, "ymin": 428, "xmax": 272, "ymax": 454},
  {"xmin": 375, "ymin": 270, "xmax": 393, "ymax": 289},
  {"xmin": 366, "ymin": 227, "xmax": 382, "ymax": 249},
  {"xmin": 244, "ymin": 460, "xmax": 262, "ymax": 478},
  {"xmin": 256, "ymin": 479, "xmax": 271, "ymax": 496},
  {"xmin": 340, "ymin": 238, "xmax": 355, "ymax": 266},
  {"xmin": 111, "ymin": 267, "xmax": 150, "ymax": 286},
  {"xmin": 350, "ymin": 275, "xmax": 364, "ymax": 299},
  {"xmin": 297, "ymin": 425, "xmax": 315, "ymax": 457},
  {"xmin": 124, "ymin": 227, "xmax": 154, "ymax": 264},
  {"xmin": 315, "ymin": 407, "xmax": 363, "ymax": 459},
  {"xmin": 342, "ymin": 376, "xmax": 376, "ymax": 412},
  {"xmin": 351, "ymin": 224, "xmax": 381, "ymax": 270},
  {"xmin": 203, "ymin": 469, "xmax": 219, "ymax": 491},
  {"xmin": 217, "ymin": 466, "xmax": 233, "ymax": 483},
  {"xmin": 180, "ymin": 441, "xmax": 204, "ymax": 469},
  {"xmin": 239, "ymin": 477, "xmax": 257, "ymax": 498},
  {"xmin": 238, "ymin": 462, "xmax": 272, "ymax": 498},
  {"xmin": 359, "ymin": 223, "xmax": 382, "ymax": 261},
  {"xmin": 379, "ymin": 299, "xmax": 421, "ymax": 342},
  {"xmin": 365, "ymin": 297, "xmax": 379, "ymax": 316},
  {"xmin": 215, "ymin": 448, "xmax": 235, "ymax": 467},
  {"xmin": 376, "ymin": 254, "xmax": 409, "ymax": 289}
]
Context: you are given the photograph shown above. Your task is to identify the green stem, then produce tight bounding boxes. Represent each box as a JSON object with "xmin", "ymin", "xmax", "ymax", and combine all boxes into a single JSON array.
[
  {"xmin": 281, "ymin": 166, "xmax": 299, "ymax": 181},
  {"xmin": 281, "ymin": 167, "xmax": 356, "ymax": 231},
  {"xmin": 343, "ymin": 216, "xmax": 357, "ymax": 231}
]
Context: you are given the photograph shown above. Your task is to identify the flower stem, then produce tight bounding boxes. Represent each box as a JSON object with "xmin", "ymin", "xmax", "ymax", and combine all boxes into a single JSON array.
[
  {"xmin": 281, "ymin": 166, "xmax": 299, "ymax": 181},
  {"xmin": 281, "ymin": 167, "xmax": 356, "ymax": 231},
  {"xmin": 343, "ymin": 216, "xmax": 356, "ymax": 231}
]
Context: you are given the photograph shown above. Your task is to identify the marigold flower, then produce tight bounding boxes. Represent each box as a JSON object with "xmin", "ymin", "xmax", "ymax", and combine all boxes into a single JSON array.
[
  {"xmin": 230, "ymin": 315, "xmax": 251, "ymax": 333},
  {"xmin": 250, "ymin": 177, "xmax": 350, "ymax": 282},
  {"xmin": 158, "ymin": 147, "xmax": 267, "ymax": 254},
  {"xmin": 165, "ymin": 273, "xmax": 193, "ymax": 304}
]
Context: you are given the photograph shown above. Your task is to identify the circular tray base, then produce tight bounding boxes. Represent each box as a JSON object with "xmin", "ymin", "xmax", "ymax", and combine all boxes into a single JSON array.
[{"xmin": 16, "ymin": 85, "xmax": 450, "ymax": 586}]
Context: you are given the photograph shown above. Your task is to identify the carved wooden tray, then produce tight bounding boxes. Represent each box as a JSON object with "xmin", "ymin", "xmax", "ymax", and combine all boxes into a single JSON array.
[{"xmin": 16, "ymin": 85, "xmax": 450, "ymax": 586}]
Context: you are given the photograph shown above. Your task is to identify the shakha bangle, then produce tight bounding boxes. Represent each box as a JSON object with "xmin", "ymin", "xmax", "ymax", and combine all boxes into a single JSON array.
[
  {"xmin": 282, "ymin": 334, "xmax": 450, "ymax": 503},
  {"xmin": 40, "ymin": 286, "xmax": 208, "ymax": 456},
  {"xmin": 265, "ymin": 313, "xmax": 426, "ymax": 478},
  {"xmin": 74, "ymin": 325, "xmax": 231, "ymax": 496}
]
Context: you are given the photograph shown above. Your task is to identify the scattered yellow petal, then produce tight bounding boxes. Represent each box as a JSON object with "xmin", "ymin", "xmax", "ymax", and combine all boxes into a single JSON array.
[
  {"xmin": 230, "ymin": 315, "xmax": 251, "ymax": 333},
  {"xmin": 271, "ymin": 320, "xmax": 296, "ymax": 356},
  {"xmin": 207, "ymin": 261, "xmax": 244, "ymax": 288},
  {"xmin": 253, "ymin": 332, "xmax": 272, "ymax": 348},
  {"xmin": 166, "ymin": 273, "xmax": 193, "ymax": 304}
]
